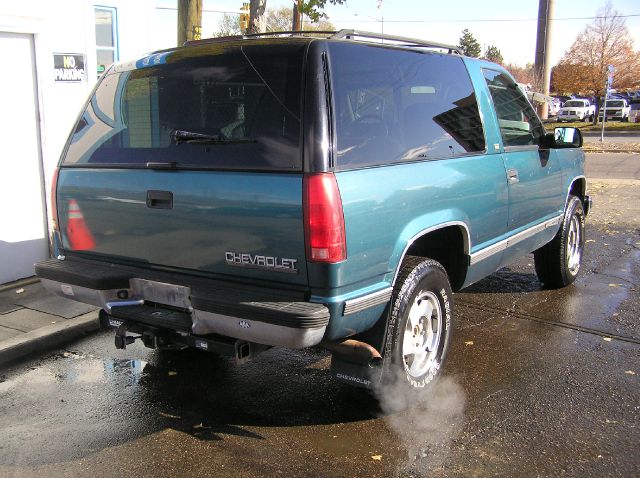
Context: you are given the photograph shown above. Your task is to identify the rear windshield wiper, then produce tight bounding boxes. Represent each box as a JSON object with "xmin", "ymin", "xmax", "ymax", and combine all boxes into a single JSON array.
[{"xmin": 171, "ymin": 129, "xmax": 257, "ymax": 145}]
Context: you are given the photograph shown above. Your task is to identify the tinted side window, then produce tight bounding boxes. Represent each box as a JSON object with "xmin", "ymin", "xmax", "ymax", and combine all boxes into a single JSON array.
[
  {"xmin": 328, "ymin": 43, "xmax": 485, "ymax": 170},
  {"xmin": 482, "ymin": 69, "xmax": 546, "ymax": 147}
]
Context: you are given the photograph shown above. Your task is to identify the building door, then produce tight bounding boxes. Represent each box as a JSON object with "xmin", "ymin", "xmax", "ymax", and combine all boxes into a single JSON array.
[{"xmin": 0, "ymin": 32, "xmax": 48, "ymax": 283}]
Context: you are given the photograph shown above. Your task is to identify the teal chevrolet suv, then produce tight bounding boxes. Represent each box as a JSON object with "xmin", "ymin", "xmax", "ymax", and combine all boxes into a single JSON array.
[{"xmin": 36, "ymin": 30, "xmax": 591, "ymax": 392}]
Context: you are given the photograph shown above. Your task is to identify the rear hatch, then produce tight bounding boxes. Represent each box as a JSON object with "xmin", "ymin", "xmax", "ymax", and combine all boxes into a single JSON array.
[{"xmin": 56, "ymin": 40, "xmax": 309, "ymax": 285}]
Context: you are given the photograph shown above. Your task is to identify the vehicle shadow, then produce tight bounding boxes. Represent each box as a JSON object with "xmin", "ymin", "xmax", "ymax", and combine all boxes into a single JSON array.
[
  {"xmin": 461, "ymin": 267, "xmax": 542, "ymax": 294},
  {"xmin": 135, "ymin": 346, "xmax": 381, "ymax": 441}
]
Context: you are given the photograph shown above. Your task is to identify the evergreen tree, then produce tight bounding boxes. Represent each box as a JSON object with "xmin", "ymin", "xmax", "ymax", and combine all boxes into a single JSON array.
[
  {"xmin": 458, "ymin": 29, "xmax": 481, "ymax": 58},
  {"xmin": 484, "ymin": 45, "xmax": 504, "ymax": 65}
]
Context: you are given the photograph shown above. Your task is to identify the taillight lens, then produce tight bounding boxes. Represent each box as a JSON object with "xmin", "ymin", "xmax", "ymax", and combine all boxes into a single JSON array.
[
  {"xmin": 303, "ymin": 173, "xmax": 346, "ymax": 263},
  {"xmin": 51, "ymin": 167, "xmax": 59, "ymax": 231}
]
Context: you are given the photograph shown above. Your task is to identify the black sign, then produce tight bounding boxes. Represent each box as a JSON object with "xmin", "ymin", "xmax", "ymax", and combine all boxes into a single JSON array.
[{"xmin": 54, "ymin": 54, "xmax": 86, "ymax": 82}]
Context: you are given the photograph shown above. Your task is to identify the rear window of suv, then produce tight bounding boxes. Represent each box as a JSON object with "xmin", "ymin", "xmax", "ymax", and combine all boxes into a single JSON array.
[
  {"xmin": 63, "ymin": 43, "xmax": 305, "ymax": 171},
  {"xmin": 328, "ymin": 43, "xmax": 486, "ymax": 170}
]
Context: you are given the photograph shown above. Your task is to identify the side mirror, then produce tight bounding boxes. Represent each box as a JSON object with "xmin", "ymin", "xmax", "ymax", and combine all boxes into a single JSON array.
[{"xmin": 544, "ymin": 127, "xmax": 583, "ymax": 148}]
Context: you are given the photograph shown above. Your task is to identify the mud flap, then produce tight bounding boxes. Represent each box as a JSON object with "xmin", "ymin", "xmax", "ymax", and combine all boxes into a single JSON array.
[
  {"xmin": 330, "ymin": 303, "xmax": 392, "ymax": 389},
  {"xmin": 330, "ymin": 356, "xmax": 384, "ymax": 389}
]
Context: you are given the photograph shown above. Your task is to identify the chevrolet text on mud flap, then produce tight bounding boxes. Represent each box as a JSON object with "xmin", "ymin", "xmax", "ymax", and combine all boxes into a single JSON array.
[
  {"xmin": 225, "ymin": 252, "xmax": 298, "ymax": 273},
  {"xmin": 36, "ymin": 29, "xmax": 591, "ymax": 399}
]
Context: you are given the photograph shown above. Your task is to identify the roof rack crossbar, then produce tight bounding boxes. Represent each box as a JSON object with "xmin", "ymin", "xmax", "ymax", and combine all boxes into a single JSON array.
[{"xmin": 331, "ymin": 29, "xmax": 461, "ymax": 54}]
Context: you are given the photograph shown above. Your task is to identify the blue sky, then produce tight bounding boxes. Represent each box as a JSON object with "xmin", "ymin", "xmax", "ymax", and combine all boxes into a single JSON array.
[{"xmin": 153, "ymin": 0, "xmax": 640, "ymax": 66}]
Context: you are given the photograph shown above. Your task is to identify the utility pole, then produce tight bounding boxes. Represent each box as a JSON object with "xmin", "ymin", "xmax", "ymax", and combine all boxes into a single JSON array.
[
  {"xmin": 177, "ymin": 0, "xmax": 203, "ymax": 46},
  {"xmin": 248, "ymin": 0, "xmax": 267, "ymax": 34},
  {"xmin": 534, "ymin": 0, "xmax": 554, "ymax": 119},
  {"xmin": 292, "ymin": 0, "xmax": 302, "ymax": 31}
]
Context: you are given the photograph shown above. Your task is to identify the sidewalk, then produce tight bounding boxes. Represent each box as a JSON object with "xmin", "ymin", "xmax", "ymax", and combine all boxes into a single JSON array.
[{"xmin": 0, "ymin": 278, "xmax": 100, "ymax": 367}]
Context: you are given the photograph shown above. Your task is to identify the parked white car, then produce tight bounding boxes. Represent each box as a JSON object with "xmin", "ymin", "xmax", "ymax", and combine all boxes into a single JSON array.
[
  {"xmin": 599, "ymin": 99, "xmax": 631, "ymax": 122},
  {"xmin": 557, "ymin": 99, "xmax": 596, "ymax": 122}
]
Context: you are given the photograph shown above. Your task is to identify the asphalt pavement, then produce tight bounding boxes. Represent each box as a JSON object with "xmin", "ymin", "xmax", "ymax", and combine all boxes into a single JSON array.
[{"xmin": 585, "ymin": 152, "xmax": 640, "ymax": 180}]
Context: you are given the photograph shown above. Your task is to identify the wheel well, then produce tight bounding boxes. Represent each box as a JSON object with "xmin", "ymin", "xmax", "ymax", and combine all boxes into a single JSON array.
[
  {"xmin": 569, "ymin": 178, "xmax": 586, "ymax": 202},
  {"xmin": 404, "ymin": 226, "xmax": 468, "ymax": 291}
]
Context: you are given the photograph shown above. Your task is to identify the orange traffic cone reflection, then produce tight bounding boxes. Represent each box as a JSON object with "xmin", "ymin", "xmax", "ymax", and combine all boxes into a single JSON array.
[{"xmin": 66, "ymin": 199, "xmax": 96, "ymax": 250}]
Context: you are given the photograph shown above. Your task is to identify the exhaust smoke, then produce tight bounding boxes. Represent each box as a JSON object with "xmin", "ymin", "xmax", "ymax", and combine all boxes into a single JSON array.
[{"xmin": 375, "ymin": 371, "xmax": 466, "ymax": 476}]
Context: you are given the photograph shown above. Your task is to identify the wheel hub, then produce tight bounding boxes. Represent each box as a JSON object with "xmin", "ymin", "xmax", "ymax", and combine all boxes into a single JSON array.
[
  {"xmin": 402, "ymin": 290, "xmax": 443, "ymax": 378},
  {"xmin": 566, "ymin": 214, "xmax": 582, "ymax": 275}
]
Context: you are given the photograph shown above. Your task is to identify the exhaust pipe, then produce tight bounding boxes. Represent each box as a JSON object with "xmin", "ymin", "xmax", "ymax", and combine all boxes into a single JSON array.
[{"xmin": 322, "ymin": 339, "xmax": 382, "ymax": 367}]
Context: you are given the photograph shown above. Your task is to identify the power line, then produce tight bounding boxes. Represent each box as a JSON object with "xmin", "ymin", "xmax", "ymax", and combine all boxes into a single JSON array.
[
  {"xmin": 156, "ymin": 7, "xmax": 241, "ymax": 15},
  {"xmin": 340, "ymin": 13, "xmax": 640, "ymax": 24}
]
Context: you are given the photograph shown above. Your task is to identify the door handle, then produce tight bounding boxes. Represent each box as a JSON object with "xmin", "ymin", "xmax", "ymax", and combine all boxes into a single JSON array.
[
  {"xmin": 507, "ymin": 169, "xmax": 519, "ymax": 184},
  {"xmin": 146, "ymin": 190, "xmax": 173, "ymax": 209}
]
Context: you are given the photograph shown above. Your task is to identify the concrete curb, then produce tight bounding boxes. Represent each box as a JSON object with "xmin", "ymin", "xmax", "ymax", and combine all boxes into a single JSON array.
[
  {"xmin": 0, "ymin": 311, "xmax": 100, "ymax": 368},
  {"xmin": 0, "ymin": 277, "xmax": 40, "ymax": 293},
  {"xmin": 584, "ymin": 151, "xmax": 640, "ymax": 154}
]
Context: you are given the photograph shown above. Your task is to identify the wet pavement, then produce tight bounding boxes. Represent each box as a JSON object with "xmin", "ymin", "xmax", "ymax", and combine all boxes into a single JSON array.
[{"xmin": 1, "ymin": 179, "xmax": 639, "ymax": 478}]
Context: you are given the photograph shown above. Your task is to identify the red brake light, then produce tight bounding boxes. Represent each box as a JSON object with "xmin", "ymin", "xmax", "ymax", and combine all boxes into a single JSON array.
[
  {"xmin": 51, "ymin": 167, "xmax": 59, "ymax": 231},
  {"xmin": 304, "ymin": 173, "xmax": 346, "ymax": 263}
]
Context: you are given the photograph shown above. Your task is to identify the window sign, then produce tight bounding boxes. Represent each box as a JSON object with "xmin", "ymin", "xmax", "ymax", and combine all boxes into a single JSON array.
[{"xmin": 54, "ymin": 54, "xmax": 86, "ymax": 82}]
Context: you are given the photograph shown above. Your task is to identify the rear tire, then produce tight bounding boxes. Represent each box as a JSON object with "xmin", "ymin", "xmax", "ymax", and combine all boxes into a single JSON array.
[
  {"xmin": 382, "ymin": 256, "xmax": 453, "ymax": 391},
  {"xmin": 534, "ymin": 195, "xmax": 585, "ymax": 288}
]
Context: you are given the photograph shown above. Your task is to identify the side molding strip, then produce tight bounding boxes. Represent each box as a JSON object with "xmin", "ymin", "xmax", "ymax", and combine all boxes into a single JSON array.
[
  {"xmin": 343, "ymin": 287, "xmax": 393, "ymax": 316},
  {"xmin": 469, "ymin": 215, "xmax": 563, "ymax": 266}
]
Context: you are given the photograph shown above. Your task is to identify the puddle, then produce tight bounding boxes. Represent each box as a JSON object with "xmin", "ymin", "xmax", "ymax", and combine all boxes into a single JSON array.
[{"xmin": 0, "ymin": 359, "xmax": 149, "ymax": 395}]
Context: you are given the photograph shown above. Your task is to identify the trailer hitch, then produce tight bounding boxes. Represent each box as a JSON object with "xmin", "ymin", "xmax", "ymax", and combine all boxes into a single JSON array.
[{"xmin": 114, "ymin": 324, "xmax": 141, "ymax": 349}]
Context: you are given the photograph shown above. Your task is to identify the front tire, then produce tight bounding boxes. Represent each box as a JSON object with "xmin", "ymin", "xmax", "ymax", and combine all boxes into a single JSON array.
[
  {"xmin": 534, "ymin": 195, "xmax": 585, "ymax": 288},
  {"xmin": 383, "ymin": 257, "xmax": 453, "ymax": 390}
]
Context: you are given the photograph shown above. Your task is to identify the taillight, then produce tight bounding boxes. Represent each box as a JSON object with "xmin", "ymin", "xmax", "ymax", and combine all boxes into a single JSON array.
[
  {"xmin": 303, "ymin": 173, "xmax": 346, "ymax": 263},
  {"xmin": 51, "ymin": 167, "xmax": 59, "ymax": 231}
]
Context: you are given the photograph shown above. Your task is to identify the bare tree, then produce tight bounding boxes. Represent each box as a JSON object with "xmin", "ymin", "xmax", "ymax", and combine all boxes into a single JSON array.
[
  {"xmin": 216, "ymin": 7, "xmax": 335, "ymax": 37},
  {"xmin": 247, "ymin": 1, "xmax": 345, "ymax": 34},
  {"xmin": 552, "ymin": 2, "xmax": 640, "ymax": 100},
  {"xmin": 505, "ymin": 63, "xmax": 538, "ymax": 88},
  {"xmin": 215, "ymin": 13, "xmax": 242, "ymax": 37},
  {"xmin": 265, "ymin": 7, "xmax": 293, "ymax": 32}
]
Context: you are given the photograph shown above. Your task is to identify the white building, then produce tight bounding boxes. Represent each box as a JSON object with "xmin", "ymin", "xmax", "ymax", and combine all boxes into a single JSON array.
[{"xmin": 0, "ymin": 0, "xmax": 166, "ymax": 284}]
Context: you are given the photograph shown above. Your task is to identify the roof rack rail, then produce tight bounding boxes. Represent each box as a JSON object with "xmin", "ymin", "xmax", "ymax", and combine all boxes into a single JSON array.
[
  {"xmin": 184, "ymin": 29, "xmax": 461, "ymax": 54},
  {"xmin": 184, "ymin": 30, "xmax": 335, "ymax": 46},
  {"xmin": 244, "ymin": 30, "xmax": 336, "ymax": 39},
  {"xmin": 331, "ymin": 29, "xmax": 461, "ymax": 54}
]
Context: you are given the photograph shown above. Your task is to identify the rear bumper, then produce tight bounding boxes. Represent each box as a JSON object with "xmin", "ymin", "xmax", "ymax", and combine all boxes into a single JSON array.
[{"xmin": 36, "ymin": 257, "xmax": 329, "ymax": 349}]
